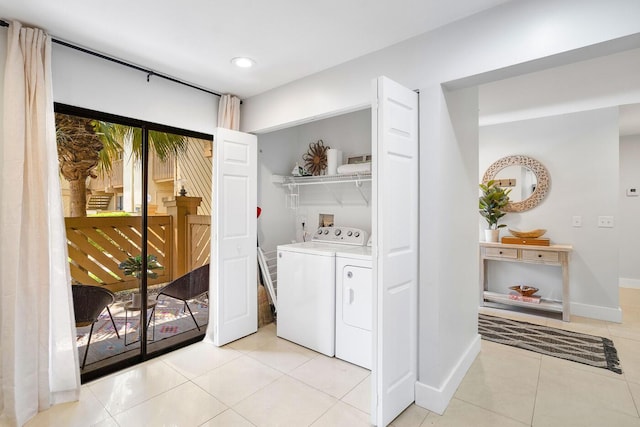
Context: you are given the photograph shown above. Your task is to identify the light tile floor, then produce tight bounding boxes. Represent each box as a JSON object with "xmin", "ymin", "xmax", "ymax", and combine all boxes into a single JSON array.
[{"xmin": 25, "ymin": 288, "xmax": 640, "ymax": 427}]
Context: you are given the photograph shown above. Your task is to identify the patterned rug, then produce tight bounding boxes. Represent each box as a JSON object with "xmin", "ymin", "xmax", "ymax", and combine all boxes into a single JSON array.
[
  {"xmin": 76, "ymin": 295, "xmax": 209, "ymax": 367},
  {"xmin": 478, "ymin": 314, "xmax": 622, "ymax": 374}
]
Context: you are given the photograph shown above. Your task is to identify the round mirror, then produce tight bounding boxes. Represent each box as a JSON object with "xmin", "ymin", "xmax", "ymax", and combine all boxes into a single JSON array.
[
  {"xmin": 482, "ymin": 155, "xmax": 550, "ymax": 212},
  {"xmin": 493, "ymin": 165, "xmax": 537, "ymax": 203}
]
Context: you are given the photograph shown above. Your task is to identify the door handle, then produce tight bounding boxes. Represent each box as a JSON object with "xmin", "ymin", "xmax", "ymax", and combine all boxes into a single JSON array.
[{"xmin": 345, "ymin": 287, "xmax": 354, "ymax": 304}]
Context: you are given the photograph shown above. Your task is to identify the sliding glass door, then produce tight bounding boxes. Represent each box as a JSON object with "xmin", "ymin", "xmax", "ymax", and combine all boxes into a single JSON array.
[{"xmin": 55, "ymin": 104, "xmax": 212, "ymax": 382}]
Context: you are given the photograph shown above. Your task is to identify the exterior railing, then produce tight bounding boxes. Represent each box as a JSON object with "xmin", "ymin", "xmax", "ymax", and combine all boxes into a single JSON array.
[
  {"xmin": 111, "ymin": 159, "xmax": 123, "ymax": 188},
  {"xmin": 65, "ymin": 215, "xmax": 172, "ymax": 293},
  {"xmin": 153, "ymin": 154, "xmax": 174, "ymax": 182}
]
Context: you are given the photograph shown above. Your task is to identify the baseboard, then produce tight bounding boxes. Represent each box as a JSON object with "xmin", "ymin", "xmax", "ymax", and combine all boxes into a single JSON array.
[
  {"xmin": 570, "ymin": 302, "xmax": 622, "ymax": 323},
  {"xmin": 414, "ymin": 334, "xmax": 481, "ymax": 415},
  {"xmin": 619, "ymin": 278, "xmax": 640, "ymax": 289}
]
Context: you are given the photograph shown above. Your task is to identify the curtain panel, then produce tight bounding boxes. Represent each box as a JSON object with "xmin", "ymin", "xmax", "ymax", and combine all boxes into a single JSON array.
[
  {"xmin": 0, "ymin": 21, "xmax": 80, "ymax": 426},
  {"xmin": 217, "ymin": 94, "xmax": 241, "ymax": 130}
]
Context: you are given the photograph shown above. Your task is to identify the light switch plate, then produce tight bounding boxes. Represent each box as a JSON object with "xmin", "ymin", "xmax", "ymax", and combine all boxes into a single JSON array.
[
  {"xmin": 572, "ymin": 216, "xmax": 582, "ymax": 227},
  {"xmin": 598, "ymin": 216, "xmax": 614, "ymax": 228}
]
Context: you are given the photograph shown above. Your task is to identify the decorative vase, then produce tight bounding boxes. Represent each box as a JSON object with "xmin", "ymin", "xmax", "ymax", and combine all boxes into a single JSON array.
[
  {"xmin": 131, "ymin": 292, "xmax": 142, "ymax": 307},
  {"xmin": 484, "ymin": 229, "xmax": 500, "ymax": 243}
]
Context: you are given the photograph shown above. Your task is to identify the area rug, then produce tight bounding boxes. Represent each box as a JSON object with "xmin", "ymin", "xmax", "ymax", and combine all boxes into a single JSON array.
[
  {"xmin": 76, "ymin": 295, "xmax": 209, "ymax": 367},
  {"xmin": 478, "ymin": 314, "xmax": 622, "ymax": 374}
]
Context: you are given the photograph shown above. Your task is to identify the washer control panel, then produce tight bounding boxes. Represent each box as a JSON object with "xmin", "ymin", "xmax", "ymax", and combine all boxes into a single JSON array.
[{"xmin": 312, "ymin": 227, "xmax": 369, "ymax": 245}]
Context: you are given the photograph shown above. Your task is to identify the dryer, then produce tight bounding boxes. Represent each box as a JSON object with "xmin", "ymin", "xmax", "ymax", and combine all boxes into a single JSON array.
[
  {"xmin": 335, "ymin": 245, "xmax": 372, "ymax": 369},
  {"xmin": 277, "ymin": 227, "xmax": 368, "ymax": 356}
]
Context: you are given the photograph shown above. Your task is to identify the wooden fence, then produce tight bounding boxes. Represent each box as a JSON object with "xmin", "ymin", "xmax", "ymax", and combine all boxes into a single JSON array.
[
  {"xmin": 65, "ymin": 216, "xmax": 172, "ymax": 293},
  {"xmin": 187, "ymin": 215, "xmax": 211, "ymax": 270}
]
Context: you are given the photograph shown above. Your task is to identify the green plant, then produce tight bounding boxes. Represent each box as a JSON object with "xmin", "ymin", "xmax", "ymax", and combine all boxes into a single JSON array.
[
  {"xmin": 89, "ymin": 211, "xmax": 131, "ymax": 217},
  {"xmin": 118, "ymin": 254, "xmax": 163, "ymax": 279},
  {"xmin": 479, "ymin": 180, "xmax": 511, "ymax": 230}
]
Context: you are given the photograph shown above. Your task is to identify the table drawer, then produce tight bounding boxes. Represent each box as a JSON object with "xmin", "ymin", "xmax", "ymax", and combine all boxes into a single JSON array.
[
  {"xmin": 485, "ymin": 247, "xmax": 518, "ymax": 259},
  {"xmin": 522, "ymin": 249, "xmax": 559, "ymax": 263}
]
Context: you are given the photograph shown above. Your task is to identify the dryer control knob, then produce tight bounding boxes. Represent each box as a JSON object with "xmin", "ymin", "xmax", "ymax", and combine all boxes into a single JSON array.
[
  {"xmin": 335, "ymin": 229, "xmax": 342, "ymax": 236},
  {"xmin": 347, "ymin": 231, "xmax": 353, "ymax": 236},
  {"xmin": 354, "ymin": 231, "xmax": 360, "ymax": 238},
  {"xmin": 317, "ymin": 229, "xmax": 323, "ymax": 235},
  {"xmin": 323, "ymin": 229, "xmax": 329, "ymax": 235}
]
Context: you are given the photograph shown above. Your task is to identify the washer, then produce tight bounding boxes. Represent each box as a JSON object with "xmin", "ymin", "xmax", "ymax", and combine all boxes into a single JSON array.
[
  {"xmin": 335, "ymin": 245, "xmax": 372, "ymax": 369},
  {"xmin": 277, "ymin": 227, "xmax": 368, "ymax": 356}
]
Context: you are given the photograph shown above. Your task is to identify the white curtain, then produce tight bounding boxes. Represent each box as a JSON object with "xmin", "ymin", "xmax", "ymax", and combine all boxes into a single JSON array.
[
  {"xmin": 0, "ymin": 21, "xmax": 80, "ymax": 426},
  {"xmin": 217, "ymin": 94, "xmax": 241, "ymax": 130}
]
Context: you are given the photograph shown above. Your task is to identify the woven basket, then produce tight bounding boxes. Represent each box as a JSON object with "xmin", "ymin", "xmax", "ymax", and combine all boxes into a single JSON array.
[{"xmin": 258, "ymin": 283, "xmax": 274, "ymax": 327}]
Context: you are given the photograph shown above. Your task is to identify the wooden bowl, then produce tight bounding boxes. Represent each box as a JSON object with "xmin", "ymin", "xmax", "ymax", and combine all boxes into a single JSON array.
[
  {"xmin": 508, "ymin": 228, "xmax": 547, "ymax": 238},
  {"xmin": 509, "ymin": 285, "xmax": 539, "ymax": 297}
]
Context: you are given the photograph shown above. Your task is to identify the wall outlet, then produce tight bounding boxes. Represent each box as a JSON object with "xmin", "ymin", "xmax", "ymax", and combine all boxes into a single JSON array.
[
  {"xmin": 572, "ymin": 216, "xmax": 582, "ymax": 227},
  {"xmin": 627, "ymin": 188, "xmax": 639, "ymax": 197},
  {"xmin": 597, "ymin": 216, "xmax": 614, "ymax": 228}
]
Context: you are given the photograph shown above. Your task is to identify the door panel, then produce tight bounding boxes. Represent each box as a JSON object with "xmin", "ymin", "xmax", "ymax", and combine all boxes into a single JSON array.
[
  {"xmin": 342, "ymin": 265, "xmax": 372, "ymax": 330},
  {"xmin": 372, "ymin": 76, "xmax": 419, "ymax": 426},
  {"xmin": 209, "ymin": 128, "xmax": 257, "ymax": 346}
]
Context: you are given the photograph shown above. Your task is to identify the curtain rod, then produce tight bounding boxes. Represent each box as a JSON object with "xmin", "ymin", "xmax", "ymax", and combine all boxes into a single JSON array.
[{"xmin": 0, "ymin": 19, "xmax": 223, "ymax": 98}]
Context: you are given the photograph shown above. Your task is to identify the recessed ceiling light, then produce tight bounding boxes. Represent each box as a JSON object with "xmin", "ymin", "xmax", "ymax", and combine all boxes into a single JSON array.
[{"xmin": 231, "ymin": 57, "xmax": 255, "ymax": 68}]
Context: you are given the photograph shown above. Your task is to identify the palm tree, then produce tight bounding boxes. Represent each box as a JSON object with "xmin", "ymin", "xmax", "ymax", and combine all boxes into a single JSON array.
[
  {"xmin": 92, "ymin": 121, "xmax": 188, "ymax": 176},
  {"xmin": 56, "ymin": 113, "xmax": 188, "ymax": 217},
  {"xmin": 56, "ymin": 113, "xmax": 104, "ymax": 217}
]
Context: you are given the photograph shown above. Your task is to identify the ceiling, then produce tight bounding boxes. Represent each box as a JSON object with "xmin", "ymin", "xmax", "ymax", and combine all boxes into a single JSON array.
[{"xmin": 0, "ymin": 0, "xmax": 509, "ymax": 99}]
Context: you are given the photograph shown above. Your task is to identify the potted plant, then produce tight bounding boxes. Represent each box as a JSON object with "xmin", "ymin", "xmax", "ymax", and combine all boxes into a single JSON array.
[
  {"xmin": 479, "ymin": 180, "xmax": 511, "ymax": 242},
  {"xmin": 118, "ymin": 254, "xmax": 164, "ymax": 305}
]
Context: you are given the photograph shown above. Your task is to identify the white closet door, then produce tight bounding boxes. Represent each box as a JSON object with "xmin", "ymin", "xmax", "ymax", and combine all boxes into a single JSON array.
[
  {"xmin": 371, "ymin": 76, "xmax": 419, "ymax": 426},
  {"xmin": 209, "ymin": 128, "xmax": 258, "ymax": 346}
]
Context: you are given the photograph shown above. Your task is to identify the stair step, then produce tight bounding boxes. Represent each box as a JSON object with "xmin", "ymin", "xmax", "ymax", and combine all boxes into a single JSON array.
[{"xmin": 87, "ymin": 194, "xmax": 113, "ymax": 210}]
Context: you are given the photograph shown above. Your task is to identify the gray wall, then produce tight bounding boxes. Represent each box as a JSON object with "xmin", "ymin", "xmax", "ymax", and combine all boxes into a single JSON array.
[
  {"xmin": 240, "ymin": 0, "xmax": 640, "ymax": 414},
  {"xmin": 258, "ymin": 109, "xmax": 372, "ymax": 252},
  {"xmin": 619, "ymin": 135, "xmax": 640, "ymax": 286},
  {"xmin": 480, "ymin": 108, "xmax": 620, "ymax": 320}
]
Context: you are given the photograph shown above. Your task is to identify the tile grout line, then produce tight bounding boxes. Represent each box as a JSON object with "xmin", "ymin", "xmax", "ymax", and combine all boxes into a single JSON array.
[{"xmin": 530, "ymin": 351, "xmax": 543, "ymax": 426}]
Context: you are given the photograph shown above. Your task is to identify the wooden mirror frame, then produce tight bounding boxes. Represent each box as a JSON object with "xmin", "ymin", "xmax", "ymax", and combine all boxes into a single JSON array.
[{"xmin": 482, "ymin": 155, "xmax": 550, "ymax": 212}]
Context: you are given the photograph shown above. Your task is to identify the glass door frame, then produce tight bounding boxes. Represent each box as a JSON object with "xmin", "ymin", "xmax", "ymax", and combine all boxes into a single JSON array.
[{"xmin": 55, "ymin": 103, "xmax": 213, "ymax": 383}]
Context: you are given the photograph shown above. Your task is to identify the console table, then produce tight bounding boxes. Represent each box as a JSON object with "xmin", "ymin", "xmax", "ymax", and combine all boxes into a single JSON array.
[{"xmin": 479, "ymin": 242, "xmax": 573, "ymax": 321}]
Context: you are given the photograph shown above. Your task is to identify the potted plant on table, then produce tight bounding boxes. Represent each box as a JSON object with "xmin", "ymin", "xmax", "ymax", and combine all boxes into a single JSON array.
[
  {"xmin": 479, "ymin": 180, "xmax": 511, "ymax": 242},
  {"xmin": 118, "ymin": 254, "xmax": 163, "ymax": 305}
]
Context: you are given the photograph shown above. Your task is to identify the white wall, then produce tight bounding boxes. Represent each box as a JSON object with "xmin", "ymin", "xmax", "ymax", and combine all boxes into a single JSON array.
[
  {"xmin": 619, "ymin": 135, "xmax": 640, "ymax": 287},
  {"xmin": 479, "ymin": 47, "xmax": 640, "ymax": 126},
  {"xmin": 416, "ymin": 86, "xmax": 481, "ymax": 413},
  {"xmin": 51, "ymin": 42, "xmax": 218, "ymax": 134},
  {"xmin": 480, "ymin": 108, "xmax": 621, "ymax": 319},
  {"xmin": 241, "ymin": 0, "xmax": 640, "ymax": 415},
  {"xmin": 242, "ymin": 0, "xmax": 640, "ymax": 134},
  {"xmin": 478, "ymin": 46, "xmax": 640, "ymax": 295},
  {"xmin": 0, "ymin": 30, "xmax": 6, "ymax": 170},
  {"xmin": 257, "ymin": 109, "xmax": 372, "ymax": 252}
]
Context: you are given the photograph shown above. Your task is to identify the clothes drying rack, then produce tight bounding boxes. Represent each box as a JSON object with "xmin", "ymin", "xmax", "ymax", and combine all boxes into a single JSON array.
[{"xmin": 258, "ymin": 247, "xmax": 278, "ymax": 313}]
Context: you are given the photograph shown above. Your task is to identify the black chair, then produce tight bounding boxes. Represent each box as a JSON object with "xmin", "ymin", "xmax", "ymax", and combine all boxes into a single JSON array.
[
  {"xmin": 156, "ymin": 264, "xmax": 210, "ymax": 331},
  {"xmin": 72, "ymin": 285, "xmax": 120, "ymax": 369}
]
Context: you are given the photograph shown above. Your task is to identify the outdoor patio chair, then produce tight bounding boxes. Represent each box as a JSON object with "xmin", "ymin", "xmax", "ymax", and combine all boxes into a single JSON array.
[
  {"xmin": 155, "ymin": 264, "xmax": 210, "ymax": 331},
  {"xmin": 72, "ymin": 284, "xmax": 120, "ymax": 369}
]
